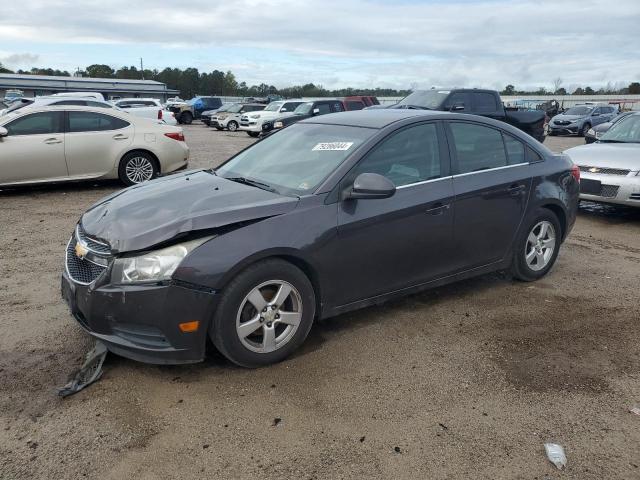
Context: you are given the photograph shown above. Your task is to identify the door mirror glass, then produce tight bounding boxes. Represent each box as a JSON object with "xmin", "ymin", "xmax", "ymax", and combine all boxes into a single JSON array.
[
  {"xmin": 347, "ymin": 173, "xmax": 396, "ymax": 200},
  {"xmin": 0, "ymin": 126, "xmax": 7, "ymax": 137}
]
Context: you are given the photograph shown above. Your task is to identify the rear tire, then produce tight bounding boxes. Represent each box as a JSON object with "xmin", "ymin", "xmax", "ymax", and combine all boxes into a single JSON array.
[
  {"xmin": 180, "ymin": 112, "xmax": 193, "ymax": 125},
  {"xmin": 118, "ymin": 151, "xmax": 159, "ymax": 186},
  {"xmin": 215, "ymin": 127, "xmax": 223, "ymax": 131},
  {"xmin": 510, "ymin": 208, "xmax": 562, "ymax": 282},
  {"xmin": 210, "ymin": 259, "xmax": 315, "ymax": 368}
]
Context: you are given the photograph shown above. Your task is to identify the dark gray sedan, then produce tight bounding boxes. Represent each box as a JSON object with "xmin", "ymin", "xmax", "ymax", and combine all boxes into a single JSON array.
[{"xmin": 61, "ymin": 110, "xmax": 579, "ymax": 367}]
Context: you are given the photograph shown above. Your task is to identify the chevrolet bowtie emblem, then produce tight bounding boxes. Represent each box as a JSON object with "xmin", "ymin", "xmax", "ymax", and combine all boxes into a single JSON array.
[
  {"xmin": 588, "ymin": 167, "xmax": 599, "ymax": 173},
  {"xmin": 75, "ymin": 242, "xmax": 88, "ymax": 259}
]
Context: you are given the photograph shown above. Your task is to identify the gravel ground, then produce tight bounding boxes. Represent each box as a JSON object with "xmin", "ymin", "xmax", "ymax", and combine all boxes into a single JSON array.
[{"xmin": 1, "ymin": 124, "xmax": 639, "ymax": 479}]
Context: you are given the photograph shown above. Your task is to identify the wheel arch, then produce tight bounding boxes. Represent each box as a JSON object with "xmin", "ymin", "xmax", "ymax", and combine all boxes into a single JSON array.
[
  {"xmin": 217, "ymin": 249, "xmax": 324, "ymax": 318},
  {"xmin": 538, "ymin": 202, "xmax": 567, "ymax": 241}
]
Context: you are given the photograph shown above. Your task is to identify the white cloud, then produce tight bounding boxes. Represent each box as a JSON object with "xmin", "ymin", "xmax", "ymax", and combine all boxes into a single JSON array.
[
  {"xmin": 0, "ymin": 52, "xmax": 40, "ymax": 66},
  {"xmin": 0, "ymin": 0, "xmax": 638, "ymax": 89}
]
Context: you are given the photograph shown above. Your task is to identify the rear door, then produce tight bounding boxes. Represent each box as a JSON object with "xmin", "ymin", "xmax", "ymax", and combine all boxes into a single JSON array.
[
  {"xmin": 332, "ymin": 121, "xmax": 455, "ymax": 305},
  {"xmin": 446, "ymin": 121, "xmax": 532, "ymax": 271},
  {"xmin": 64, "ymin": 111, "xmax": 133, "ymax": 178},
  {"xmin": 0, "ymin": 111, "xmax": 67, "ymax": 184}
]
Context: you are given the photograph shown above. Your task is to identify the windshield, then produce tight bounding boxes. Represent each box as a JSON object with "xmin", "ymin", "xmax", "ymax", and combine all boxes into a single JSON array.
[
  {"xmin": 564, "ymin": 106, "xmax": 592, "ymax": 116},
  {"xmin": 294, "ymin": 102, "xmax": 313, "ymax": 115},
  {"xmin": 264, "ymin": 102, "xmax": 284, "ymax": 112},
  {"xmin": 397, "ymin": 90, "xmax": 450, "ymax": 109},
  {"xmin": 216, "ymin": 123, "xmax": 373, "ymax": 195},
  {"xmin": 599, "ymin": 114, "xmax": 640, "ymax": 143},
  {"xmin": 226, "ymin": 104, "xmax": 243, "ymax": 113}
]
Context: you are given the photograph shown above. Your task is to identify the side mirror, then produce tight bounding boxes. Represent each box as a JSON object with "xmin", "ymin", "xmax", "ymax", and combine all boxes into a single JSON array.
[
  {"xmin": 0, "ymin": 126, "xmax": 7, "ymax": 138},
  {"xmin": 592, "ymin": 112, "xmax": 600, "ymax": 117},
  {"xmin": 280, "ymin": 108, "xmax": 287, "ymax": 112},
  {"xmin": 450, "ymin": 102, "xmax": 465, "ymax": 112},
  {"xmin": 313, "ymin": 108, "xmax": 320, "ymax": 115},
  {"xmin": 345, "ymin": 173, "xmax": 396, "ymax": 200}
]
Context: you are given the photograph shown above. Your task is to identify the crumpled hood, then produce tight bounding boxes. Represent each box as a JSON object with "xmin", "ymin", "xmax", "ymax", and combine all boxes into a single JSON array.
[
  {"xmin": 564, "ymin": 143, "xmax": 640, "ymax": 171},
  {"xmin": 551, "ymin": 114, "xmax": 584, "ymax": 124},
  {"xmin": 80, "ymin": 170, "xmax": 299, "ymax": 253}
]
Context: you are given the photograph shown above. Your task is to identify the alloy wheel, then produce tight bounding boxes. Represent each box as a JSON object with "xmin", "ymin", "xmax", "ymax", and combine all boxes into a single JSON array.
[
  {"xmin": 525, "ymin": 220, "xmax": 556, "ymax": 271},
  {"xmin": 125, "ymin": 156, "xmax": 154, "ymax": 184},
  {"xmin": 236, "ymin": 280, "xmax": 303, "ymax": 353}
]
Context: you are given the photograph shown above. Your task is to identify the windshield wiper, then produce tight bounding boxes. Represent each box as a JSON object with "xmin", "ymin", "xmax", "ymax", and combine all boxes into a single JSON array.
[{"xmin": 226, "ymin": 176, "xmax": 278, "ymax": 193}]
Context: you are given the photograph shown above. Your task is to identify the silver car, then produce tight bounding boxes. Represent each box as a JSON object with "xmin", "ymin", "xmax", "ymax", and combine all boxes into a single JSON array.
[
  {"xmin": 549, "ymin": 104, "xmax": 617, "ymax": 137},
  {"xmin": 564, "ymin": 112, "xmax": 640, "ymax": 207}
]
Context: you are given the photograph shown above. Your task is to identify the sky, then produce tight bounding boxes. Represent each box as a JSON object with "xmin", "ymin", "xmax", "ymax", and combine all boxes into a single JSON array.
[{"xmin": 0, "ymin": 0, "xmax": 638, "ymax": 92}]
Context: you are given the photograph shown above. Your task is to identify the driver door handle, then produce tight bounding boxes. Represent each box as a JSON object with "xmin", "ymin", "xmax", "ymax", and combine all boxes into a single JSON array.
[
  {"xmin": 508, "ymin": 184, "xmax": 526, "ymax": 196},
  {"xmin": 43, "ymin": 137, "xmax": 62, "ymax": 144},
  {"xmin": 425, "ymin": 203, "xmax": 450, "ymax": 215},
  {"xmin": 113, "ymin": 133, "xmax": 128, "ymax": 140}
]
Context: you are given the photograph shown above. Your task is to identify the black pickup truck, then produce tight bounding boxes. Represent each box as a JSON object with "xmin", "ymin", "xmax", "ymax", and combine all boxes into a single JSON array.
[{"xmin": 384, "ymin": 89, "xmax": 546, "ymax": 143}]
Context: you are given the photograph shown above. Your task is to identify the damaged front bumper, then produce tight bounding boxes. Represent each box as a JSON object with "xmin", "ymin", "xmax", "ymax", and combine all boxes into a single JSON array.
[{"xmin": 61, "ymin": 270, "xmax": 219, "ymax": 364}]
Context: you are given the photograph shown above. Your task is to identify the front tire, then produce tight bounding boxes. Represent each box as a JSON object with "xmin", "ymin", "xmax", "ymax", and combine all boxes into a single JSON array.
[
  {"xmin": 210, "ymin": 259, "xmax": 315, "ymax": 368},
  {"xmin": 227, "ymin": 121, "xmax": 239, "ymax": 132},
  {"xmin": 118, "ymin": 151, "xmax": 159, "ymax": 186},
  {"xmin": 180, "ymin": 112, "xmax": 193, "ymax": 125},
  {"xmin": 511, "ymin": 208, "xmax": 561, "ymax": 281}
]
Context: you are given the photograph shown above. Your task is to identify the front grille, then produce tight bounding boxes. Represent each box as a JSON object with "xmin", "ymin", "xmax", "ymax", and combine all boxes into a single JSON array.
[
  {"xmin": 77, "ymin": 225, "xmax": 111, "ymax": 254},
  {"xmin": 579, "ymin": 166, "xmax": 630, "ymax": 176},
  {"xmin": 600, "ymin": 185, "xmax": 620, "ymax": 198},
  {"xmin": 554, "ymin": 120, "xmax": 571, "ymax": 126},
  {"xmin": 66, "ymin": 238, "xmax": 108, "ymax": 285}
]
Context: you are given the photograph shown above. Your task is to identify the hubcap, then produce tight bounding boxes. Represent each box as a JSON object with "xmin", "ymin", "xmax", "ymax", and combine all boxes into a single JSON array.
[
  {"xmin": 236, "ymin": 280, "xmax": 303, "ymax": 353},
  {"xmin": 525, "ymin": 220, "xmax": 556, "ymax": 271},
  {"xmin": 125, "ymin": 157, "xmax": 154, "ymax": 183}
]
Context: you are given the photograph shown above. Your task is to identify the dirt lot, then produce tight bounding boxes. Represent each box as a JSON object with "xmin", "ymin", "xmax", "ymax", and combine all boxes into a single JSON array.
[{"xmin": 1, "ymin": 124, "xmax": 639, "ymax": 479}]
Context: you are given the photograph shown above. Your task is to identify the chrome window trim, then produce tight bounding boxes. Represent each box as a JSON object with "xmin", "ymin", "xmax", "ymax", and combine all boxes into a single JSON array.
[
  {"xmin": 396, "ymin": 175, "xmax": 452, "ymax": 190},
  {"xmin": 452, "ymin": 162, "xmax": 529, "ymax": 178}
]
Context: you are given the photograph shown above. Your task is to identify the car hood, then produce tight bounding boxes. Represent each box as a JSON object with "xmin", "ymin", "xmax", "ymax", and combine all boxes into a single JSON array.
[
  {"xmin": 80, "ymin": 170, "xmax": 299, "ymax": 253},
  {"xmin": 592, "ymin": 122, "xmax": 612, "ymax": 132},
  {"xmin": 564, "ymin": 142, "xmax": 640, "ymax": 170},
  {"xmin": 551, "ymin": 114, "xmax": 584, "ymax": 123}
]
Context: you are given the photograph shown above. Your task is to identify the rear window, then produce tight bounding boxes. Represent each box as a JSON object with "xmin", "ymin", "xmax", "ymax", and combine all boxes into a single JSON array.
[
  {"xmin": 347, "ymin": 101, "xmax": 365, "ymax": 110},
  {"xmin": 68, "ymin": 111, "xmax": 130, "ymax": 132},
  {"xmin": 474, "ymin": 93, "xmax": 498, "ymax": 113}
]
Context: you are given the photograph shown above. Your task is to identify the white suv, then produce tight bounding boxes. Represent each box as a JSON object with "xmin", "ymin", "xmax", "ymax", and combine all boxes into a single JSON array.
[
  {"xmin": 211, "ymin": 103, "xmax": 265, "ymax": 132},
  {"xmin": 239, "ymin": 100, "xmax": 305, "ymax": 137}
]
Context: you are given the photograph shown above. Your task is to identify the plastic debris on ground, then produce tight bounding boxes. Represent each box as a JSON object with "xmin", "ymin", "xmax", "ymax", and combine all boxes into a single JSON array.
[
  {"xmin": 629, "ymin": 406, "xmax": 640, "ymax": 416},
  {"xmin": 544, "ymin": 443, "xmax": 567, "ymax": 470},
  {"xmin": 58, "ymin": 341, "xmax": 108, "ymax": 398}
]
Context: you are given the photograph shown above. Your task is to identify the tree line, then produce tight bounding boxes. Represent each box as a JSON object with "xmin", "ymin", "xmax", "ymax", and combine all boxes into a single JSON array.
[{"xmin": 1, "ymin": 62, "xmax": 638, "ymax": 97}]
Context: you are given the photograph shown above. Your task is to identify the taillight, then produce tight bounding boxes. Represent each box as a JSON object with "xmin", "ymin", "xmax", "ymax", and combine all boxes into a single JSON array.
[
  {"xmin": 157, "ymin": 110, "xmax": 162, "ymax": 120},
  {"xmin": 571, "ymin": 164, "xmax": 580, "ymax": 182},
  {"xmin": 164, "ymin": 132, "xmax": 185, "ymax": 142}
]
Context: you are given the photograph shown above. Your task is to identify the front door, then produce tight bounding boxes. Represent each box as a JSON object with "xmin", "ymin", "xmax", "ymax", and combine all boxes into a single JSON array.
[
  {"xmin": 446, "ymin": 121, "xmax": 532, "ymax": 271},
  {"xmin": 0, "ymin": 111, "xmax": 67, "ymax": 184},
  {"xmin": 331, "ymin": 122, "xmax": 455, "ymax": 306},
  {"xmin": 64, "ymin": 111, "xmax": 133, "ymax": 178}
]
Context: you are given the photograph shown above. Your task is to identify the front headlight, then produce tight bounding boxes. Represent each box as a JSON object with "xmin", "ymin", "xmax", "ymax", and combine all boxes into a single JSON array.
[
  {"xmin": 111, "ymin": 236, "xmax": 213, "ymax": 284},
  {"xmin": 587, "ymin": 128, "xmax": 595, "ymax": 136},
  {"xmin": 274, "ymin": 121, "xmax": 284, "ymax": 128},
  {"xmin": 218, "ymin": 113, "xmax": 228, "ymax": 120},
  {"xmin": 250, "ymin": 114, "xmax": 261, "ymax": 119}
]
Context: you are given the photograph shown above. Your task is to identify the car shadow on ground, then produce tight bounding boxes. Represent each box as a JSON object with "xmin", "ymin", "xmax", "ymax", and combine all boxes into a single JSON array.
[
  {"xmin": 0, "ymin": 179, "xmax": 122, "ymax": 196},
  {"xmin": 578, "ymin": 200, "xmax": 640, "ymax": 223}
]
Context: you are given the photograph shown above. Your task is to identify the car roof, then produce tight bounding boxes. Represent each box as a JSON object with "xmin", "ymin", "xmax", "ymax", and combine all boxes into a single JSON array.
[{"xmin": 300, "ymin": 109, "xmax": 445, "ymax": 128}]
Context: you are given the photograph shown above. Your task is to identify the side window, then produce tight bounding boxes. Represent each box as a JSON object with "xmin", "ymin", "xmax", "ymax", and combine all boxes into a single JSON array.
[
  {"xmin": 87, "ymin": 101, "xmax": 110, "ymax": 108},
  {"xmin": 503, "ymin": 134, "xmax": 526, "ymax": 165},
  {"xmin": 281, "ymin": 102, "xmax": 299, "ymax": 112},
  {"xmin": 526, "ymin": 146, "xmax": 543, "ymax": 162},
  {"xmin": 443, "ymin": 92, "xmax": 470, "ymax": 111},
  {"xmin": 331, "ymin": 102, "xmax": 345, "ymax": 112},
  {"xmin": 315, "ymin": 103, "xmax": 332, "ymax": 114},
  {"xmin": 449, "ymin": 122, "xmax": 507, "ymax": 174},
  {"xmin": 68, "ymin": 112, "xmax": 130, "ymax": 132},
  {"xmin": 347, "ymin": 101, "xmax": 365, "ymax": 110},
  {"xmin": 351, "ymin": 123, "xmax": 441, "ymax": 187},
  {"xmin": 5, "ymin": 112, "xmax": 63, "ymax": 135},
  {"xmin": 474, "ymin": 93, "xmax": 498, "ymax": 113}
]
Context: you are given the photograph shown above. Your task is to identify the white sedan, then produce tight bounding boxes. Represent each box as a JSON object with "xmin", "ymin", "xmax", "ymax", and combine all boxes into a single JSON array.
[{"xmin": 0, "ymin": 105, "xmax": 189, "ymax": 187}]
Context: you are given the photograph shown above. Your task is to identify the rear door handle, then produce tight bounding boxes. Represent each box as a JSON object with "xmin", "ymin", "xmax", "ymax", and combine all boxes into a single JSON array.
[
  {"xmin": 113, "ymin": 134, "xmax": 128, "ymax": 140},
  {"xmin": 508, "ymin": 184, "xmax": 526, "ymax": 196},
  {"xmin": 425, "ymin": 203, "xmax": 450, "ymax": 215},
  {"xmin": 43, "ymin": 137, "xmax": 62, "ymax": 144}
]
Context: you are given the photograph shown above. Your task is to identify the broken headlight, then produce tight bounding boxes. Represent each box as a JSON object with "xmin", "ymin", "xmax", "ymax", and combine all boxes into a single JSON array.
[{"xmin": 111, "ymin": 237, "xmax": 213, "ymax": 284}]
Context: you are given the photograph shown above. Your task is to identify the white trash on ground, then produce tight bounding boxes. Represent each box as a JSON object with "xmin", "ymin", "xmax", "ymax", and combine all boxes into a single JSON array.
[{"xmin": 544, "ymin": 443, "xmax": 567, "ymax": 470}]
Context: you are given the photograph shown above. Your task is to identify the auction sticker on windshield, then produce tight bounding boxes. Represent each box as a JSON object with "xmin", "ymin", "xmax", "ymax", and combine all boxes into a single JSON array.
[{"xmin": 312, "ymin": 142, "xmax": 354, "ymax": 151}]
